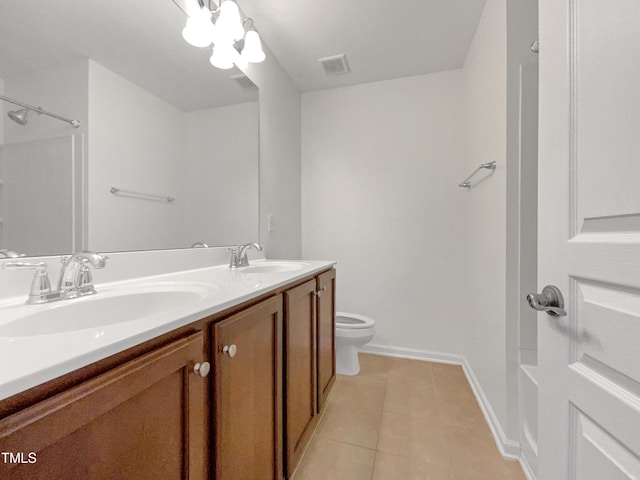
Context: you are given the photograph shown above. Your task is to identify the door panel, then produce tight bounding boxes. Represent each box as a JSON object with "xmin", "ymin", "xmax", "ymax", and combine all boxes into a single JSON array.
[
  {"xmin": 316, "ymin": 269, "xmax": 336, "ymax": 413},
  {"xmin": 574, "ymin": 410, "xmax": 640, "ymax": 480},
  {"xmin": 284, "ymin": 279, "xmax": 317, "ymax": 476},
  {"xmin": 0, "ymin": 333, "xmax": 207, "ymax": 480},
  {"xmin": 539, "ymin": 0, "xmax": 640, "ymax": 477},
  {"xmin": 212, "ymin": 296, "xmax": 283, "ymax": 480}
]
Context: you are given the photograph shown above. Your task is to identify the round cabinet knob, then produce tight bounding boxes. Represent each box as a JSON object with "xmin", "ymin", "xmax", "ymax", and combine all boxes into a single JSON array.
[
  {"xmin": 193, "ymin": 361, "xmax": 211, "ymax": 378},
  {"xmin": 223, "ymin": 344, "xmax": 237, "ymax": 358}
]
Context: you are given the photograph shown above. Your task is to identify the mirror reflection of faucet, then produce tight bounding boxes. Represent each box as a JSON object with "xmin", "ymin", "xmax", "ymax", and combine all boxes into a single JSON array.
[{"xmin": 2, "ymin": 252, "xmax": 109, "ymax": 305}]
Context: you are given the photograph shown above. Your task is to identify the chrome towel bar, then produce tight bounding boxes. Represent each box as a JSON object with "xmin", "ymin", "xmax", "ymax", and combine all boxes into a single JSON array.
[
  {"xmin": 458, "ymin": 162, "xmax": 496, "ymax": 189},
  {"xmin": 110, "ymin": 187, "xmax": 175, "ymax": 203}
]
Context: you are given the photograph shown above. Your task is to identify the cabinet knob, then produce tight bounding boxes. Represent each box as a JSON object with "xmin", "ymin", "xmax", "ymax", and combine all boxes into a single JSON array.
[
  {"xmin": 193, "ymin": 361, "xmax": 211, "ymax": 378},
  {"xmin": 316, "ymin": 286, "xmax": 327, "ymax": 297},
  {"xmin": 222, "ymin": 344, "xmax": 237, "ymax": 358}
]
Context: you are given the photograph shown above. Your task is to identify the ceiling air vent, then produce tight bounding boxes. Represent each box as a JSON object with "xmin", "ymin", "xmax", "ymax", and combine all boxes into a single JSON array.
[
  {"xmin": 318, "ymin": 54, "xmax": 350, "ymax": 75},
  {"xmin": 230, "ymin": 74, "xmax": 257, "ymax": 90}
]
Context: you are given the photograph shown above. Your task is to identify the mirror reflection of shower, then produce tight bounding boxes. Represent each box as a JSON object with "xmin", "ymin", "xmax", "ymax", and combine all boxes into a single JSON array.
[
  {"xmin": 0, "ymin": 94, "xmax": 80, "ymax": 128},
  {"xmin": 7, "ymin": 108, "xmax": 37, "ymax": 126}
]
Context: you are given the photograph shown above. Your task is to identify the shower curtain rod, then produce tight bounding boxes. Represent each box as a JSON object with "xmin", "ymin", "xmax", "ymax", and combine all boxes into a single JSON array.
[{"xmin": 0, "ymin": 94, "xmax": 80, "ymax": 128}]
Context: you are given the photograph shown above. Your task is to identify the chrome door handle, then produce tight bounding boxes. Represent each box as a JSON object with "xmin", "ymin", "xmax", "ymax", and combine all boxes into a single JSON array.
[{"xmin": 526, "ymin": 285, "xmax": 567, "ymax": 317}]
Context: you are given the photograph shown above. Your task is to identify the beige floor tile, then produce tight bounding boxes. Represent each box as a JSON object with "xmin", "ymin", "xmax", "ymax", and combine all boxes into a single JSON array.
[
  {"xmin": 432, "ymin": 366, "xmax": 473, "ymax": 397},
  {"xmin": 449, "ymin": 459, "xmax": 526, "ymax": 480},
  {"xmin": 431, "ymin": 363, "xmax": 465, "ymax": 379},
  {"xmin": 330, "ymin": 377, "xmax": 386, "ymax": 412},
  {"xmin": 443, "ymin": 423, "xmax": 519, "ymax": 477},
  {"xmin": 315, "ymin": 401, "xmax": 382, "ymax": 449},
  {"xmin": 292, "ymin": 437, "xmax": 376, "ymax": 480},
  {"xmin": 297, "ymin": 355, "xmax": 526, "ymax": 480},
  {"xmin": 436, "ymin": 392, "xmax": 489, "ymax": 432},
  {"xmin": 383, "ymin": 379, "xmax": 440, "ymax": 420},
  {"xmin": 387, "ymin": 357, "xmax": 435, "ymax": 386},
  {"xmin": 344, "ymin": 353, "xmax": 392, "ymax": 385},
  {"xmin": 377, "ymin": 411, "xmax": 450, "ymax": 466},
  {"xmin": 373, "ymin": 451, "xmax": 453, "ymax": 480}
]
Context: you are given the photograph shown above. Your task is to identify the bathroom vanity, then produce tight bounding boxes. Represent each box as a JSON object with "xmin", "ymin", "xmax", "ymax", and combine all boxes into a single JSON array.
[{"xmin": 0, "ymin": 260, "xmax": 336, "ymax": 480}]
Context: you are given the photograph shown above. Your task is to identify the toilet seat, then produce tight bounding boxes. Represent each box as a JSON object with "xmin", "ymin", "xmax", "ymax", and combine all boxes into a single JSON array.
[{"xmin": 336, "ymin": 312, "xmax": 375, "ymax": 330}]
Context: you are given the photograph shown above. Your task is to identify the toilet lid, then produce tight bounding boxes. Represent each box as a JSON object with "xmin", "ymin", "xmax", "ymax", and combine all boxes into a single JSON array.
[{"xmin": 335, "ymin": 312, "xmax": 375, "ymax": 329}]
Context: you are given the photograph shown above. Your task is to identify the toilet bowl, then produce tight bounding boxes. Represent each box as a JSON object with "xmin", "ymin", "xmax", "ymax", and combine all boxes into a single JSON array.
[{"xmin": 335, "ymin": 312, "xmax": 376, "ymax": 376}]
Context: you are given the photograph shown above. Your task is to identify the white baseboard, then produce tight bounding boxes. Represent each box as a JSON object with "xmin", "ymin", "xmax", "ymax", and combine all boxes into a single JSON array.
[
  {"xmin": 519, "ymin": 454, "xmax": 536, "ymax": 480},
  {"xmin": 461, "ymin": 357, "xmax": 521, "ymax": 459},
  {"xmin": 360, "ymin": 344, "xmax": 522, "ymax": 462},
  {"xmin": 359, "ymin": 343, "xmax": 463, "ymax": 365}
]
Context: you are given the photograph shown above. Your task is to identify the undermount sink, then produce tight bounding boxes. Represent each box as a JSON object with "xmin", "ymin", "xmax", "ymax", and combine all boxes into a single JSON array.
[
  {"xmin": 0, "ymin": 284, "xmax": 213, "ymax": 337},
  {"xmin": 238, "ymin": 261, "xmax": 309, "ymax": 274}
]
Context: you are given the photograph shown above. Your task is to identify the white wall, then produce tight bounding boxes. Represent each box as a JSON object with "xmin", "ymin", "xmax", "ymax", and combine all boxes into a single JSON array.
[
  {"xmin": 184, "ymin": 102, "xmax": 259, "ymax": 246},
  {"xmin": 88, "ymin": 60, "xmax": 186, "ymax": 252},
  {"xmin": 301, "ymin": 70, "xmax": 466, "ymax": 355},
  {"xmin": 88, "ymin": 61, "xmax": 260, "ymax": 252},
  {"xmin": 243, "ymin": 48, "xmax": 302, "ymax": 259},
  {"xmin": 462, "ymin": 0, "xmax": 509, "ymax": 435}
]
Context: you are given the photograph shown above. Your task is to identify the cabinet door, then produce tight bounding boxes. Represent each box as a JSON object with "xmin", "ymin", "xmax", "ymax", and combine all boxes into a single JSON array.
[
  {"xmin": 284, "ymin": 279, "xmax": 317, "ymax": 476},
  {"xmin": 212, "ymin": 296, "xmax": 283, "ymax": 480},
  {"xmin": 316, "ymin": 269, "xmax": 336, "ymax": 413},
  {"xmin": 0, "ymin": 333, "xmax": 208, "ymax": 480}
]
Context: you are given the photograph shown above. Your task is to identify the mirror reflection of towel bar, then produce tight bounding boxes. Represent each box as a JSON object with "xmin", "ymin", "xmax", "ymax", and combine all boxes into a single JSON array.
[
  {"xmin": 458, "ymin": 161, "xmax": 496, "ymax": 189},
  {"xmin": 109, "ymin": 187, "xmax": 175, "ymax": 203}
]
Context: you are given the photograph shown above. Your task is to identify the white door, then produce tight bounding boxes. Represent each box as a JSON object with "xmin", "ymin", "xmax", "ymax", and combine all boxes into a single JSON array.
[{"xmin": 537, "ymin": 0, "xmax": 640, "ymax": 478}]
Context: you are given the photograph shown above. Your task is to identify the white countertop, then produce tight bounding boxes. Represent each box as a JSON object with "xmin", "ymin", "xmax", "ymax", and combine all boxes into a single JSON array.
[{"xmin": 0, "ymin": 259, "xmax": 335, "ymax": 401}]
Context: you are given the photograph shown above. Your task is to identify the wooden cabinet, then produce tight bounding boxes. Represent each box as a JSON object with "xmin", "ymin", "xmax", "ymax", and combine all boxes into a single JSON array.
[
  {"xmin": 211, "ymin": 295, "xmax": 284, "ymax": 480},
  {"xmin": 284, "ymin": 269, "xmax": 337, "ymax": 477},
  {"xmin": 0, "ymin": 267, "xmax": 336, "ymax": 480},
  {"xmin": 316, "ymin": 268, "xmax": 336, "ymax": 413},
  {"xmin": 284, "ymin": 279, "xmax": 318, "ymax": 476},
  {"xmin": 0, "ymin": 333, "xmax": 208, "ymax": 480}
]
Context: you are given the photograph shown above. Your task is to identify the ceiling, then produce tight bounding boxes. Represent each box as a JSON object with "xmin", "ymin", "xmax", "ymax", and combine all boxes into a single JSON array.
[
  {"xmin": 0, "ymin": 0, "xmax": 257, "ymax": 111},
  {"xmin": 240, "ymin": 0, "xmax": 487, "ymax": 91}
]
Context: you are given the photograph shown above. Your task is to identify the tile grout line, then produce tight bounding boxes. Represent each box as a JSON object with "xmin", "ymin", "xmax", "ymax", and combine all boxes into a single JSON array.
[{"xmin": 371, "ymin": 363, "xmax": 389, "ymax": 480}]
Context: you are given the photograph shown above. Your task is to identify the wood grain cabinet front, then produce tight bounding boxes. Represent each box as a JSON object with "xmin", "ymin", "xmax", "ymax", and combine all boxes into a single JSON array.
[
  {"xmin": 316, "ymin": 268, "xmax": 336, "ymax": 414},
  {"xmin": 283, "ymin": 278, "xmax": 319, "ymax": 477},
  {"xmin": 211, "ymin": 295, "xmax": 284, "ymax": 480},
  {"xmin": 0, "ymin": 333, "xmax": 209, "ymax": 480}
]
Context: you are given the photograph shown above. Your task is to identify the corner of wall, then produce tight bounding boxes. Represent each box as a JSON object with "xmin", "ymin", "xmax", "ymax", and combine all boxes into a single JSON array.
[{"xmin": 242, "ymin": 45, "xmax": 302, "ymax": 259}]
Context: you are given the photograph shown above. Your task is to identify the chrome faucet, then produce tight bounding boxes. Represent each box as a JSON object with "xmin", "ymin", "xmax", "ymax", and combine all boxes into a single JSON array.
[
  {"xmin": 227, "ymin": 243, "xmax": 263, "ymax": 268},
  {"xmin": 2, "ymin": 251, "xmax": 108, "ymax": 305},
  {"xmin": 58, "ymin": 252, "xmax": 109, "ymax": 299}
]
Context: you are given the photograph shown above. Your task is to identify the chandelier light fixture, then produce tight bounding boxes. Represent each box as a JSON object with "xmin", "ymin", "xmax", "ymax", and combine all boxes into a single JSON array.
[{"xmin": 181, "ymin": 0, "xmax": 265, "ymax": 70}]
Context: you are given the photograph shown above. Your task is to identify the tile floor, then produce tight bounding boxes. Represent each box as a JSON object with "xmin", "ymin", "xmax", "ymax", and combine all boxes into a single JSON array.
[{"xmin": 292, "ymin": 354, "xmax": 526, "ymax": 480}]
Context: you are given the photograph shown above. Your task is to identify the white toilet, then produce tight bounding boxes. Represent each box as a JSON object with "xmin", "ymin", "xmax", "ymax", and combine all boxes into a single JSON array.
[{"xmin": 335, "ymin": 312, "xmax": 376, "ymax": 376}]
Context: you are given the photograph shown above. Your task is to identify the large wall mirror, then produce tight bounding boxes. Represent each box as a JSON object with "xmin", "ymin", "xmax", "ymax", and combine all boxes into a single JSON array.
[{"xmin": 0, "ymin": 0, "xmax": 259, "ymax": 257}]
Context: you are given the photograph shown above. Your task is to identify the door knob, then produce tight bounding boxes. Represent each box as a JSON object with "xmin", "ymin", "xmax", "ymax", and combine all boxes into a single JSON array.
[
  {"xmin": 222, "ymin": 344, "xmax": 237, "ymax": 358},
  {"xmin": 193, "ymin": 361, "xmax": 211, "ymax": 377},
  {"xmin": 526, "ymin": 285, "xmax": 567, "ymax": 317}
]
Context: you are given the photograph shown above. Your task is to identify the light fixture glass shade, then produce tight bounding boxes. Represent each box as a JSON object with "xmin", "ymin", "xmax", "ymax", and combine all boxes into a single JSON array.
[
  {"xmin": 209, "ymin": 44, "xmax": 235, "ymax": 69},
  {"xmin": 182, "ymin": 8, "xmax": 214, "ymax": 47},
  {"xmin": 241, "ymin": 30, "xmax": 265, "ymax": 63},
  {"xmin": 215, "ymin": 0, "xmax": 245, "ymax": 42},
  {"xmin": 185, "ymin": 0, "xmax": 203, "ymax": 17}
]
